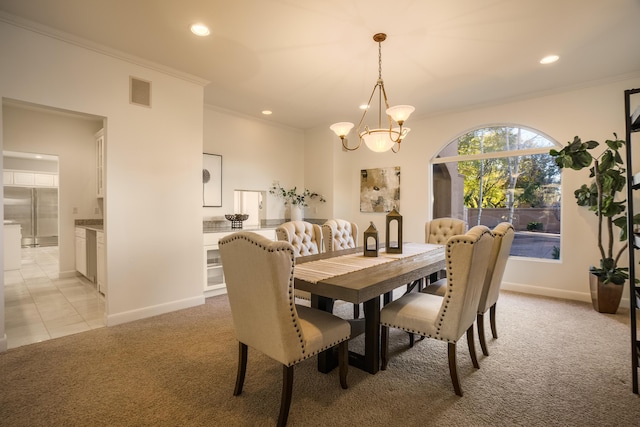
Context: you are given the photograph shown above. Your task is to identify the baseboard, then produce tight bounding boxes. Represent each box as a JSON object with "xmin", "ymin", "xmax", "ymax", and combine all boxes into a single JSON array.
[
  {"xmin": 501, "ymin": 281, "xmax": 630, "ymax": 309},
  {"xmin": 58, "ymin": 270, "xmax": 79, "ymax": 279},
  {"xmin": 106, "ymin": 295, "xmax": 205, "ymax": 326},
  {"xmin": 204, "ymin": 287, "xmax": 227, "ymax": 299}
]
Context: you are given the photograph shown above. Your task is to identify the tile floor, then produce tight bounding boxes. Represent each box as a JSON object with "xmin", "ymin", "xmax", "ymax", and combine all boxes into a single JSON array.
[{"xmin": 3, "ymin": 246, "xmax": 105, "ymax": 349}]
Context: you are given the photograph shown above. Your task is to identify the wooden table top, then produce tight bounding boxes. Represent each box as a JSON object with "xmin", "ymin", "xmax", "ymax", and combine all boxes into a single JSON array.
[{"xmin": 294, "ymin": 243, "xmax": 445, "ymax": 304}]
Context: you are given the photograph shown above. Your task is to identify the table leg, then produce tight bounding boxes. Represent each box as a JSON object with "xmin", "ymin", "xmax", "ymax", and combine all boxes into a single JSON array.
[
  {"xmin": 312, "ymin": 295, "xmax": 338, "ymax": 373},
  {"xmin": 363, "ymin": 296, "xmax": 381, "ymax": 374}
]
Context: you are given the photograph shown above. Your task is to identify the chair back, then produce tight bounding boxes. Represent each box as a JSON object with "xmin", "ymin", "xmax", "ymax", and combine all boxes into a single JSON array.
[
  {"xmin": 219, "ymin": 231, "xmax": 311, "ymax": 366},
  {"xmin": 276, "ymin": 221, "xmax": 322, "ymax": 257},
  {"xmin": 436, "ymin": 225, "xmax": 494, "ymax": 341},
  {"xmin": 478, "ymin": 222, "xmax": 515, "ymax": 314},
  {"xmin": 425, "ymin": 218, "xmax": 467, "ymax": 244},
  {"xmin": 322, "ymin": 219, "xmax": 358, "ymax": 252}
]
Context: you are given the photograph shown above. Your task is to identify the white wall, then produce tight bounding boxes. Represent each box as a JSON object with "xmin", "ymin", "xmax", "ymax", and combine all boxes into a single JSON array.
[
  {"xmin": 0, "ymin": 18, "xmax": 206, "ymax": 349},
  {"xmin": 203, "ymin": 106, "xmax": 305, "ymax": 221},
  {"xmin": 305, "ymin": 76, "xmax": 640, "ymax": 304},
  {"xmin": 3, "ymin": 104, "xmax": 103, "ymax": 276}
]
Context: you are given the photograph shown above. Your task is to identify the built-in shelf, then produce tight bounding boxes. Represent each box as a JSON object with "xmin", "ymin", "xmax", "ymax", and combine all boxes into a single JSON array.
[{"xmin": 624, "ymin": 87, "xmax": 640, "ymax": 395}]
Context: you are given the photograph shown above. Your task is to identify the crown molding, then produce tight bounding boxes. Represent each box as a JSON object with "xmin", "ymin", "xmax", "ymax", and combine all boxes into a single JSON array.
[{"xmin": 0, "ymin": 11, "xmax": 210, "ymax": 87}]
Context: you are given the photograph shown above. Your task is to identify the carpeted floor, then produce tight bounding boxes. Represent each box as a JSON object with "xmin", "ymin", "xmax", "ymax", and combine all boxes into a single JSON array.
[{"xmin": 0, "ymin": 290, "xmax": 638, "ymax": 426}]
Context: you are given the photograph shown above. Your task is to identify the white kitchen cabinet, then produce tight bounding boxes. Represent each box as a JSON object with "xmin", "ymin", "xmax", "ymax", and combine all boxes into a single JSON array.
[
  {"xmin": 13, "ymin": 172, "xmax": 35, "ymax": 186},
  {"xmin": 203, "ymin": 228, "xmax": 275, "ymax": 296},
  {"xmin": 3, "ymin": 171, "xmax": 14, "ymax": 185},
  {"xmin": 4, "ymin": 223, "xmax": 22, "ymax": 271},
  {"xmin": 95, "ymin": 128, "xmax": 104, "ymax": 198},
  {"xmin": 96, "ymin": 231, "xmax": 106, "ymax": 295},
  {"xmin": 75, "ymin": 227, "xmax": 88, "ymax": 277},
  {"xmin": 75, "ymin": 227, "xmax": 97, "ymax": 282},
  {"xmin": 3, "ymin": 170, "xmax": 58, "ymax": 187}
]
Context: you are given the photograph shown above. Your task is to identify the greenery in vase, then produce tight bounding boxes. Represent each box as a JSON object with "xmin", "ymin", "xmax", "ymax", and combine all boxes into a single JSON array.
[
  {"xmin": 269, "ymin": 185, "xmax": 326, "ymax": 207},
  {"xmin": 549, "ymin": 133, "xmax": 640, "ymax": 285}
]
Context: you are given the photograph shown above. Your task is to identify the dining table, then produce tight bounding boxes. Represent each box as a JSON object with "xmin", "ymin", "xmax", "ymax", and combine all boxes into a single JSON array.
[{"xmin": 294, "ymin": 242, "xmax": 446, "ymax": 374}]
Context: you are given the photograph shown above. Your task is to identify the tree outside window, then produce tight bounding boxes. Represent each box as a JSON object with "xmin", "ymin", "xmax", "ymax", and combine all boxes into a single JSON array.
[{"xmin": 433, "ymin": 125, "xmax": 561, "ymax": 260}]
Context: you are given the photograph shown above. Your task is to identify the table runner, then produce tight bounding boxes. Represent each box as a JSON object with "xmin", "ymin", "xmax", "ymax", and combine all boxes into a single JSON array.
[{"xmin": 294, "ymin": 242, "xmax": 442, "ymax": 284}]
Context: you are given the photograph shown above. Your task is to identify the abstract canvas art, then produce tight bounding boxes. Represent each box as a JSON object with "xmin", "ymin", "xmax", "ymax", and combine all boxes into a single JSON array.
[{"xmin": 360, "ymin": 166, "xmax": 400, "ymax": 212}]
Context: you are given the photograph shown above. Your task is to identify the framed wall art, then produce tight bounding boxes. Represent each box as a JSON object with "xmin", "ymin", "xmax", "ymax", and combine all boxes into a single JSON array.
[
  {"xmin": 360, "ymin": 166, "xmax": 400, "ymax": 212},
  {"xmin": 203, "ymin": 153, "xmax": 222, "ymax": 207}
]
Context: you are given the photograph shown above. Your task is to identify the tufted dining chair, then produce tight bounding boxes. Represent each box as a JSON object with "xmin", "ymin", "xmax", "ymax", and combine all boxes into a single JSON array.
[
  {"xmin": 276, "ymin": 221, "xmax": 323, "ymax": 301},
  {"xmin": 322, "ymin": 219, "xmax": 358, "ymax": 252},
  {"xmin": 322, "ymin": 219, "xmax": 361, "ymax": 318},
  {"xmin": 380, "ymin": 226, "xmax": 494, "ymax": 396},
  {"xmin": 476, "ymin": 222, "xmax": 515, "ymax": 356},
  {"xmin": 219, "ymin": 231, "xmax": 350, "ymax": 427},
  {"xmin": 406, "ymin": 217, "xmax": 467, "ymax": 295},
  {"xmin": 424, "ymin": 222, "xmax": 515, "ymax": 356}
]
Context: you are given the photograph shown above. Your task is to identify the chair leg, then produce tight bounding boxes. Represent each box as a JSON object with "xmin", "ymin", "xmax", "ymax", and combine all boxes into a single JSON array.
[
  {"xmin": 466, "ymin": 326, "xmax": 480, "ymax": 369},
  {"xmin": 381, "ymin": 325, "xmax": 389, "ymax": 370},
  {"xmin": 353, "ymin": 303, "xmax": 360, "ymax": 319},
  {"xmin": 409, "ymin": 332, "xmax": 415, "ymax": 347},
  {"xmin": 477, "ymin": 313, "xmax": 489, "ymax": 356},
  {"xmin": 278, "ymin": 365, "xmax": 294, "ymax": 427},
  {"xmin": 447, "ymin": 342, "xmax": 463, "ymax": 396},
  {"xmin": 490, "ymin": 303, "xmax": 498, "ymax": 339},
  {"xmin": 338, "ymin": 340, "xmax": 349, "ymax": 389},
  {"xmin": 234, "ymin": 342, "xmax": 248, "ymax": 396}
]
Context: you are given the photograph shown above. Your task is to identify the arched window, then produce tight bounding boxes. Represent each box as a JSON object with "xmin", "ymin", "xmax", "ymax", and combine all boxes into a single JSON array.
[{"xmin": 432, "ymin": 125, "xmax": 561, "ymax": 260}]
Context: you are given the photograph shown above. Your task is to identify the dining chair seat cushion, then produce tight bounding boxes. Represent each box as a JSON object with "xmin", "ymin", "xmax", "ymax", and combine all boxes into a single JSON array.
[
  {"xmin": 380, "ymin": 292, "xmax": 444, "ymax": 338},
  {"xmin": 295, "ymin": 305, "xmax": 352, "ymax": 361},
  {"xmin": 423, "ymin": 278, "xmax": 447, "ymax": 297}
]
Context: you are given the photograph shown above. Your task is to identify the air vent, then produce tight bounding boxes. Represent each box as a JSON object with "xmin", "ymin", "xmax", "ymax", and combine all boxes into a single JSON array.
[{"xmin": 129, "ymin": 77, "xmax": 151, "ymax": 107}]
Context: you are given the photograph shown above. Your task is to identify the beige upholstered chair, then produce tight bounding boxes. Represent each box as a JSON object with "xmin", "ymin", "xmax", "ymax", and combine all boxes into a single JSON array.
[
  {"xmin": 476, "ymin": 222, "xmax": 515, "ymax": 356},
  {"xmin": 322, "ymin": 219, "xmax": 358, "ymax": 252},
  {"xmin": 276, "ymin": 221, "xmax": 323, "ymax": 301},
  {"xmin": 424, "ymin": 222, "xmax": 515, "ymax": 356},
  {"xmin": 219, "ymin": 232, "xmax": 350, "ymax": 427},
  {"xmin": 322, "ymin": 219, "xmax": 361, "ymax": 318},
  {"xmin": 408, "ymin": 217, "xmax": 467, "ymax": 293},
  {"xmin": 425, "ymin": 217, "xmax": 467, "ymax": 244},
  {"xmin": 380, "ymin": 226, "xmax": 494, "ymax": 396}
]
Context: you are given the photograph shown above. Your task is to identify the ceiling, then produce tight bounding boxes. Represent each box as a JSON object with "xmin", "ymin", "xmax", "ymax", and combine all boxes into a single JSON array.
[{"xmin": 1, "ymin": 0, "xmax": 640, "ymax": 131}]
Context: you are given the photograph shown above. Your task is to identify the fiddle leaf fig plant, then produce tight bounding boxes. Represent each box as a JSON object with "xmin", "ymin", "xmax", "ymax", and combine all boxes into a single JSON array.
[{"xmin": 550, "ymin": 133, "xmax": 640, "ymax": 285}]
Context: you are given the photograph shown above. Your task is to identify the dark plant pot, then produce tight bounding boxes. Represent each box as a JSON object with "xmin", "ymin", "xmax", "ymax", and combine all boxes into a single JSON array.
[{"xmin": 589, "ymin": 272, "xmax": 624, "ymax": 314}]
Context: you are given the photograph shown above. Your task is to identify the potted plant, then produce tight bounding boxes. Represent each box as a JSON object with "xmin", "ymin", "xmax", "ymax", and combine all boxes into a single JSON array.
[
  {"xmin": 269, "ymin": 184, "xmax": 326, "ymax": 220},
  {"xmin": 550, "ymin": 133, "xmax": 640, "ymax": 313}
]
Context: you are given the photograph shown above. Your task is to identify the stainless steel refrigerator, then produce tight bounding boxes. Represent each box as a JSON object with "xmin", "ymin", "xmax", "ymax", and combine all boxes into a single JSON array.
[{"xmin": 3, "ymin": 186, "xmax": 58, "ymax": 247}]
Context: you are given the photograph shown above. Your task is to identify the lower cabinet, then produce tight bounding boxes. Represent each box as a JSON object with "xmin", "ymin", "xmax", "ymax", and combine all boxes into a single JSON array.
[
  {"xmin": 75, "ymin": 226, "xmax": 98, "ymax": 284},
  {"xmin": 75, "ymin": 227, "xmax": 88, "ymax": 277},
  {"xmin": 203, "ymin": 228, "xmax": 276, "ymax": 296},
  {"xmin": 96, "ymin": 231, "xmax": 106, "ymax": 295}
]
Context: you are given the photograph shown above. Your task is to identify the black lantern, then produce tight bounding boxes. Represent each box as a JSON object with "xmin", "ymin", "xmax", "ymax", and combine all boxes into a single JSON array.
[
  {"xmin": 385, "ymin": 208, "xmax": 403, "ymax": 254},
  {"xmin": 364, "ymin": 221, "xmax": 379, "ymax": 257}
]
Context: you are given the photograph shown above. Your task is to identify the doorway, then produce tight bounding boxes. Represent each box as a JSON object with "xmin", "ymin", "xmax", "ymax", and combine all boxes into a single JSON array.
[{"xmin": 2, "ymin": 100, "xmax": 106, "ymax": 349}]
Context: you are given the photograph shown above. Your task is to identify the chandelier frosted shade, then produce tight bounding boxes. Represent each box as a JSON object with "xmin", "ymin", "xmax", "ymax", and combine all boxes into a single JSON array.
[
  {"xmin": 330, "ymin": 122, "xmax": 355, "ymax": 138},
  {"xmin": 386, "ymin": 105, "xmax": 415, "ymax": 124},
  {"xmin": 361, "ymin": 128, "xmax": 410, "ymax": 152}
]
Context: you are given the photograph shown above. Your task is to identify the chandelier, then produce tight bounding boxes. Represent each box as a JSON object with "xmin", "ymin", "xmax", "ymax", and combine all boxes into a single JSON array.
[{"xmin": 330, "ymin": 33, "xmax": 415, "ymax": 153}]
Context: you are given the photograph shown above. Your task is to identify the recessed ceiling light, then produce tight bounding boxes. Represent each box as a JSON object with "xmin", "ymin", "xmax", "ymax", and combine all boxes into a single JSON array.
[
  {"xmin": 359, "ymin": 104, "xmax": 369, "ymax": 110},
  {"xmin": 190, "ymin": 24, "xmax": 210, "ymax": 37},
  {"xmin": 262, "ymin": 110, "xmax": 272, "ymax": 115},
  {"xmin": 540, "ymin": 55, "xmax": 559, "ymax": 65}
]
